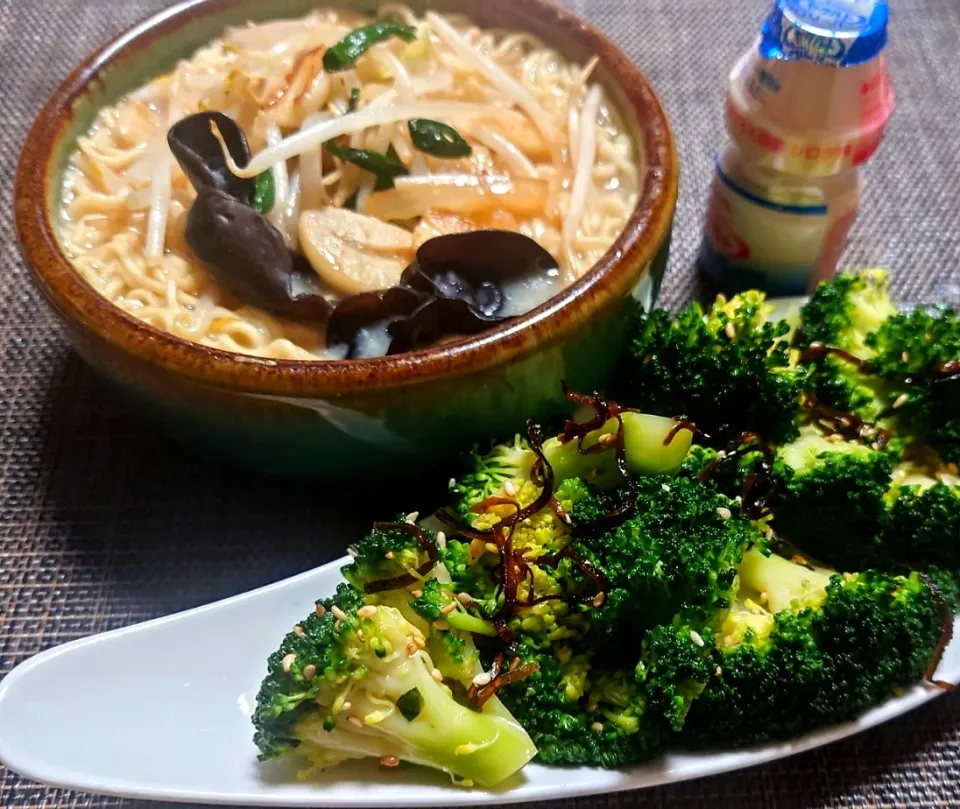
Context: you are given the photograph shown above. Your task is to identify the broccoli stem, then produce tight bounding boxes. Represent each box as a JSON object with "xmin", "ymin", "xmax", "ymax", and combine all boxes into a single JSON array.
[
  {"xmin": 543, "ymin": 413, "xmax": 693, "ymax": 485},
  {"xmin": 297, "ymin": 658, "xmax": 536, "ymax": 786},
  {"xmin": 738, "ymin": 547, "xmax": 834, "ymax": 614},
  {"xmin": 446, "ymin": 611, "xmax": 498, "ymax": 637}
]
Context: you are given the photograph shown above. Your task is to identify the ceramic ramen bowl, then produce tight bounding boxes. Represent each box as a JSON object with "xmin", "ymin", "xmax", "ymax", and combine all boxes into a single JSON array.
[{"xmin": 15, "ymin": 0, "xmax": 678, "ymax": 477}]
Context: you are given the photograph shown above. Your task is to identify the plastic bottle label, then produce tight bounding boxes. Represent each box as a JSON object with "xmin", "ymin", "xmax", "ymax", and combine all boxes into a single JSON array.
[{"xmin": 699, "ymin": 159, "xmax": 856, "ymax": 295}]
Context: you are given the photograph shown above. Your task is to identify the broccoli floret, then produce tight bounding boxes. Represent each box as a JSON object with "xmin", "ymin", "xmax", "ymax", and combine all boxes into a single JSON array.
[
  {"xmin": 611, "ymin": 293, "xmax": 805, "ymax": 444},
  {"xmin": 451, "ymin": 414, "xmax": 693, "ymax": 521},
  {"xmin": 866, "ymin": 306, "xmax": 960, "ymax": 463},
  {"xmin": 681, "ymin": 548, "xmax": 945, "ymax": 748},
  {"xmin": 883, "ymin": 477, "xmax": 960, "ymax": 569},
  {"xmin": 571, "ymin": 476, "xmax": 756, "ymax": 639},
  {"xmin": 800, "ymin": 269, "xmax": 897, "ymax": 357},
  {"xmin": 409, "ymin": 576, "xmax": 497, "ymax": 640},
  {"xmin": 452, "ymin": 435, "xmax": 535, "ymax": 518},
  {"xmin": 498, "ymin": 623, "xmax": 713, "ymax": 769},
  {"xmin": 796, "ymin": 270, "xmax": 897, "ymax": 422},
  {"xmin": 342, "ymin": 521, "xmax": 434, "ymax": 593},
  {"xmin": 497, "ymin": 645, "xmax": 655, "ymax": 768},
  {"xmin": 877, "ymin": 471, "xmax": 960, "ymax": 608},
  {"xmin": 678, "ymin": 442, "xmax": 774, "ymax": 511},
  {"xmin": 771, "ymin": 425, "xmax": 900, "ymax": 564},
  {"xmin": 252, "ymin": 583, "xmax": 536, "ymax": 786}
]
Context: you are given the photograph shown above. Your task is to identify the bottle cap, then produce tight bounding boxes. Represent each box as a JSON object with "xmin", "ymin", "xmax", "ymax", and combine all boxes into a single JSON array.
[{"xmin": 760, "ymin": 0, "xmax": 888, "ymax": 66}]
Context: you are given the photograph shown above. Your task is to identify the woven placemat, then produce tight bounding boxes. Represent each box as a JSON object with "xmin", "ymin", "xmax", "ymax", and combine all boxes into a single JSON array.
[{"xmin": 2, "ymin": 1, "xmax": 959, "ymax": 807}]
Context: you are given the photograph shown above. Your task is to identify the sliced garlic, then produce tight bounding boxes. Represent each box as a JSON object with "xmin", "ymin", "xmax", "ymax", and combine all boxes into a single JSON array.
[{"xmin": 299, "ymin": 208, "xmax": 413, "ymax": 295}]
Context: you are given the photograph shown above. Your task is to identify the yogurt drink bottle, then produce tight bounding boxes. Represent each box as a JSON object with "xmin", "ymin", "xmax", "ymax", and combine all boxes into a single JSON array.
[{"xmin": 700, "ymin": 0, "xmax": 895, "ymax": 295}]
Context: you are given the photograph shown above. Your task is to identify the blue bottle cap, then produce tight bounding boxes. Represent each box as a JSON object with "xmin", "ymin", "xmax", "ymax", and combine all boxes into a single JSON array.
[{"xmin": 760, "ymin": 0, "xmax": 888, "ymax": 66}]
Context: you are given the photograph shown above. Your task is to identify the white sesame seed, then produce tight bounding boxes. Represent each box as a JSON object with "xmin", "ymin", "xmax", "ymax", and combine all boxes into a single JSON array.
[
  {"xmin": 715, "ymin": 450, "xmax": 727, "ymax": 460},
  {"xmin": 457, "ymin": 591, "xmax": 473, "ymax": 605},
  {"xmin": 689, "ymin": 630, "xmax": 705, "ymax": 648},
  {"xmin": 504, "ymin": 480, "xmax": 518, "ymax": 496},
  {"xmin": 661, "ymin": 483, "xmax": 671, "ymax": 492},
  {"xmin": 406, "ymin": 639, "xmax": 417, "ymax": 655},
  {"xmin": 431, "ymin": 668, "xmax": 443, "ymax": 682},
  {"xmin": 347, "ymin": 548, "xmax": 357, "ymax": 558},
  {"xmin": 485, "ymin": 542, "xmax": 499, "ymax": 554},
  {"xmin": 827, "ymin": 433, "xmax": 845, "ymax": 443},
  {"xmin": 357, "ymin": 605, "xmax": 378, "ymax": 619},
  {"xmin": 347, "ymin": 715, "xmax": 364, "ymax": 728},
  {"xmin": 448, "ymin": 478, "xmax": 457, "ymax": 490},
  {"xmin": 759, "ymin": 591, "xmax": 769, "ymax": 605},
  {"xmin": 592, "ymin": 592, "xmax": 606, "ymax": 607},
  {"xmin": 293, "ymin": 625, "xmax": 305, "ymax": 637},
  {"xmin": 331, "ymin": 605, "xmax": 348, "ymax": 621},
  {"xmin": 715, "ymin": 666, "xmax": 723, "ymax": 677},
  {"xmin": 716, "ymin": 507, "xmax": 732, "ymax": 521},
  {"xmin": 586, "ymin": 702, "xmax": 598, "ymax": 712},
  {"xmin": 433, "ymin": 619, "xmax": 450, "ymax": 631},
  {"xmin": 282, "ymin": 653, "xmax": 296, "ymax": 673},
  {"xmin": 334, "ymin": 619, "xmax": 342, "ymax": 632},
  {"xmin": 315, "ymin": 604, "xmax": 326, "ymax": 618},
  {"xmin": 413, "ymin": 635, "xmax": 426, "ymax": 649},
  {"xmin": 893, "ymin": 393, "xmax": 910, "ymax": 409},
  {"xmin": 405, "ymin": 511, "xmax": 420, "ymax": 524},
  {"xmin": 440, "ymin": 601, "xmax": 457, "ymax": 615},
  {"xmin": 435, "ymin": 531, "xmax": 447, "ymax": 549},
  {"xmin": 341, "ymin": 701, "xmax": 352, "ymax": 711},
  {"xmin": 472, "ymin": 672, "xmax": 492, "ymax": 687},
  {"xmin": 385, "ymin": 551, "xmax": 395, "ymax": 559},
  {"xmin": 380, "ymin": 755, "xmax": 400, "ymax": 768},
  {"xmin": 598, "ymin": 432, "xmax": 617, "ymax": 448},
  {"xmin": 591, "ymin": 722, "xmax": 604, "ymax": 732},
  {"xmin": 303, "ymin": 664, "xmax": 317, "ymax": 680},
  {"xmin": 410, "ymin": 589, "xmax": 423, "ymax": 598},
  {"xmin": 902, "ymin": 351, "xmax": 911, "ymax": 363},
  {"xmin": 724, "ymin": 321, "xmax": 736, "ymax": 340}
]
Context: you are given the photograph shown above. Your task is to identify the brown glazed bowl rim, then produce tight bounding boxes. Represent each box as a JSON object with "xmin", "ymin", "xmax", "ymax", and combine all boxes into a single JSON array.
[{"xmin": 15, "ymin": 0, "xmax": 678, "ymax": 398}]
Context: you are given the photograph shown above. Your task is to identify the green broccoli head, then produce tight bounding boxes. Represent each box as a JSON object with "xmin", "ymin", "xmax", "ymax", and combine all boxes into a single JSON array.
[
  {"xmin": 800, "ymin": 269, "xmax": 897, "ymax": 355},
  {"xmin": 611, "ymin": 294, "xmax": 805, "ymax": 444},
  {"xmin": 451, "ymin": 435, "xmax": 535, "ymax": 518},
  {"xmin": 571, "ymin": 475, "xmax": 756, "ymax": 640},
  {"xmin": 796, "ymin": 270, "xmax": 898, "ymax": 423},
  {"xmin": 252, "ymin": 582, "xmax": 536, "ymax": 786},
  {"xmin": 681, "ymin": 549, "xmax": 946, "ymax": 748},
  {"xmin": 771, "ymin": 425, "xmax": 900, "ymax": 566},
  {"xmin": 253, "ymin": 583, "xmax": 365, "ymax": 760},
  {"xmin": 865, "ymin": 306, "xmax": 960, "ymax": 463},
  {"xmin": 497, "ymin": 623, "xmax": 713, "ymax": 769},
  {"xmin": 496, "ymin": 644, "xmax": 661, "ymax": 769},
  {"xmin": 341, "ymin": 521, "xmax": 436, "ymax": 594},
  {"xmin": 882, "ymin": 475, "xmax": 960, "ymax": 573}
]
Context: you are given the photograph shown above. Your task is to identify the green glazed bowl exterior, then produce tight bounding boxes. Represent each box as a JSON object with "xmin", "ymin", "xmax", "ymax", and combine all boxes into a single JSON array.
[{"xmin": 15, "ymin": 0, "xmax": 678, "ymax": 477}]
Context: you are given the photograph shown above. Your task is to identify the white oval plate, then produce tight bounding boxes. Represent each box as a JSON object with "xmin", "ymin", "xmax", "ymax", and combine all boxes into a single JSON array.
[{"xmin": 0, "ymin": 555, "xmax": 956, "ymax": 807}]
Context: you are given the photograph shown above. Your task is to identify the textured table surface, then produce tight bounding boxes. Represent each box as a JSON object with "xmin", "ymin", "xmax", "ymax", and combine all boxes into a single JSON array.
[{"xmin": 2, "ymin": 1, "xmax": 960, "ymax": 808}]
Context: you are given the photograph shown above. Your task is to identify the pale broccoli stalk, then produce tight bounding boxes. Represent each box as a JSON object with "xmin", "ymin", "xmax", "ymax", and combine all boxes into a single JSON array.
[{"xmin": 253, "ymin": 584, "xmax": 536, "ymax": 787}]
